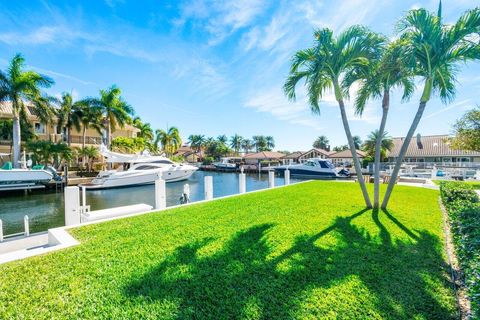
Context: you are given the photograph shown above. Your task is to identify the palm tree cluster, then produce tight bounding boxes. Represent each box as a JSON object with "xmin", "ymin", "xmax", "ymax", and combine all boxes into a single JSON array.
[{"xmin": 285, "ymin": 2, "xmax": 480, "ymax": 209}]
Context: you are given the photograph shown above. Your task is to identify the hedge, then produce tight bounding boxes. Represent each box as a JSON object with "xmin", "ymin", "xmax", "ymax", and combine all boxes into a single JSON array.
[{"xmin": 440, "ymin": 181, "xmax": 480, "ymax": 317}]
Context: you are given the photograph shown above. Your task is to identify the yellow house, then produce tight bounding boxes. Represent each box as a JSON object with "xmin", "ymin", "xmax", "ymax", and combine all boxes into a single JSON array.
[{"xmin": 0, "ymin": 101, "xmax": 139, "ymax": 156}]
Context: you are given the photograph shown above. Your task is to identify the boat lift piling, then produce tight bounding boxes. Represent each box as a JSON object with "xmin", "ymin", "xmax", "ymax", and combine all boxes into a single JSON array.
[
  {"xmin": 204, "ymin": 176, "xmax": 213, "ymax": 200},
  {"xmin": 239, "ymin": 170, "xmax": 246, "ymax": 194},
  {"xmin": 155, "ymin": 176, "xmax": 166, "ymax": 210},
  {"xmin": 268, "ymin": 171, "xmax": 275, "ymax": 188},
  {"xmin": 23, "ymin": 216, "xmax": 29, "ymax": 237},
  {"xmin": 0, "ymin": 219, "xmax": 3, "ymax": 242},
  {"xmin": 284, "ymin": 169, "xmax": 290, "ymax": 185}
]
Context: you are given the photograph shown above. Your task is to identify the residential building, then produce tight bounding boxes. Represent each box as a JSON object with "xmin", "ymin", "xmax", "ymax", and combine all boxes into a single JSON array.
[
  {"xmin": 243, "ymin": 151, "xmax": 286, "ymax": 165},
  {"xmin": 297, "ymin": 148, "xmax": 333, "ymax": 162},
  {"xmin": 329, "ymin": 149, "xmax": 366, "ymax": 166}
]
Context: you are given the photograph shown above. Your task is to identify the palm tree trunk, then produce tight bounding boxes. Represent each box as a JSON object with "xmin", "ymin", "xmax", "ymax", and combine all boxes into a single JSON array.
[
  {"xmin": 381, "ymin": 101, "xmax": 427, "ymax": 209},
  {"xmin": 338, "ymin": 99, "xmax": 372, "ymax": 208},
  {"xmin": 373, "ymin": 91, "xmax": 389, "ymax": 208},
  {"xmin": 12, "ymin": 114, "xmax": 21, "ymax": 168},
  {"xmin": 82, "ymin": 126, "xmax": 87, "ymax": 167},
  {"xmin": 106, "ymin": 122, "xmax": 111, "ymax": 148},
  {"xmin": 67, "ymin": 126, "xmax": 71, "ymax": 146}
]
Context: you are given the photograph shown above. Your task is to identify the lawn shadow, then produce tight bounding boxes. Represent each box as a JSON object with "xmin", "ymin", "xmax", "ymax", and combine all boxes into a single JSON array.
[{"xmin": 124, "ymin": 209, "xmax": 455, "ymax": 319}]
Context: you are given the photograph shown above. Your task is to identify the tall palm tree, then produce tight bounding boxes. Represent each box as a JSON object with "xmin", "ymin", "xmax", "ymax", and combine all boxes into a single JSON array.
[
  {"xmin": 155, "ymin": 127, "xmax": 182, "ymax": 157},
  {"xmin": 188, "ymin": 134, "xmax": 206, "ymax": 153},
  {"xmin": 265, "ymin": 136, "xmax": 275, "ymax": 151},
  {"xmin": 313, "ymin": 135, "xmax": 330, "ymax": 150},
  {"xmin": 86, "ymin": 85, "xmax": 133, "ymax": 148},
  {"xmin": 363, "ymin": 130, "xmax": 394, "ymax": 161},
  {"xmin": 352, "ymin": 136, "xmax": 362, "ymax": 150},
  {"xmin": 242, "ymin": 139, "xmax": 254, "ymax": 154},
  {"xmin": 348, "ymin": 39, "xmax": 415, "ymax": 208},
  {"xmin": 75, "ymin": 101, "xmax": 104, "ymax": 149},
  {"xmin": 0, "ymin": 54, "xmax": 54, "ymax": 167},
  {"xmin": 382, "ymin": 5, "xmax": 480, "ymax": 209},
  {"xmin": 217, "ymin": 134, "xmax": 228, "ymax": 144},
  {"xmin": 230, "ymin": 134, "xmax": 243, "ymax": 154},
  {"xmin": 285, "ymin": 26, "xmax": 384, "ymax": 208},
  {"xmin": 133, "ymin": 118, "xmax": 154, "ymax": 142},
  {"xmin": 55, "ymin": 92, "xmax": 83, "ymax": 146}
]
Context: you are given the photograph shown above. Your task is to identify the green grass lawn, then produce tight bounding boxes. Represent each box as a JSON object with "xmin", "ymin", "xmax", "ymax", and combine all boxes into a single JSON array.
[
  {"xmin": 0, "ymin": 181, "xmax": 457, "ymax": 319},
  {"xmin": 432, "ymin": 179, "xmax": 480, "ymax": 189}
]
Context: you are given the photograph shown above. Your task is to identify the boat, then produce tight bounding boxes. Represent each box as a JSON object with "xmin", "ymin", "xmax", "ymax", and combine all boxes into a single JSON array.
[
  {"xmin": 81, "ymin": 146, "xmax": 198, "ymax": 189},
  {"xmin": 0, "ymin": 160, "xmax": 54, "ymax": 191},
  {"xmin": 213, "ymin": 157, "xmax": 239, "ymax": 171},
  {"xmin": 274, "ymin": 158, "xmax": 348, "ymax": 179}
]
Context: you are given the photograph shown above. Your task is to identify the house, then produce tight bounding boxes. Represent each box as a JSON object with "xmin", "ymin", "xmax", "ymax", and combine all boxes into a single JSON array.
[
  {"xmin": 0, "ymin": 101, "xmax": 139, "ymax": 156},
  {"xmin": 297, "ymin": 148, "xmax": 332, "ymax": 163},
  {"xmin": 243, "ymin": 151, "xmax": 286, "ymax": 165},
  {"xmin": 174, "ymin": 145, "xmax": 201, "ymax": 163},
  {"xmin": 387, "ymin": 134, "xmax": 480, "ymax": 164},
  {"xmin": 328, "ymin": 149, "xmax": 367, "ymax": 166},
  {"xmin": 280, "ymin": 151, "xmax": 304, "ymax": 165}
]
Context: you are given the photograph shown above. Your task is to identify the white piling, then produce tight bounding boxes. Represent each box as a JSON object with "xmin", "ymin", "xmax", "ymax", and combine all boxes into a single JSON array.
[
  {"xmin": 204, "ymin": 176, "xmax": 213, "ymax": 200},
  {"xmin": 183, "ymin": 183, "xmax": 191, "ymax": 203},
  {"xmin": 285, "ymin": 169, "xmax": 290, "ymax": 185},
  {"xmin": 81, "ymin": 186, "xmax": 87, "ymax": 208},
  {"xmin": 24, "ymin": 215, "xmax": 29, "ymax": 237},
  {"xmin": 268, "ymin": 171, "xmax": 275, "ymax": 188},
  {"xmin": 65, "ymin": 186, "xmax": 81, "ymax": 226},
  {"xmin": 0, "ymin": 219, "xmax": 3, "ymax": 242},
  {"xmin": 239, "ymin": 173, "xmax": 246, "ymax": 194},
  {"xmin": 155, "ymin": 177, "xmax": 166, "ymax": 210}
]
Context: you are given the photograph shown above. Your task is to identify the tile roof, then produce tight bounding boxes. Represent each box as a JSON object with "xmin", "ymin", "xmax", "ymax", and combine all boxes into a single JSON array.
[
  {"xmin": 387, "ymin": 134, "xmax": 480, "ymax": 157},
  {"xmin": 329, "ymin": 149, "xmax": 366, "ymax": 158},
  {"xmin": 243, "ymin": 151, "xmax": 286, "ymax": 159},
  {"xmin": 281, "ymin": 151, "xmax": 304, "ymax": 159}
]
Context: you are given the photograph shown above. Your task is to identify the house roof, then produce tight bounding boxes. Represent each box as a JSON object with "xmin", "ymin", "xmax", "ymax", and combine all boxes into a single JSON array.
[
  {"xmin": 244, "ymin": 151, "xmax": 286, "ymax": 160},
  {"xmin": 329, "ymin": 149, "xmax": 366, "ymax": 158},
  {"xmin": 299, "ymin": 148, "xmax": 332, "ymax": 157},
  {"xmin": 281, "ymin": 151, "xmax": 304, "ymax": 159},
  {"xmin": 387, "ymin": 134, "xmax": 480, "ymax": 158}
]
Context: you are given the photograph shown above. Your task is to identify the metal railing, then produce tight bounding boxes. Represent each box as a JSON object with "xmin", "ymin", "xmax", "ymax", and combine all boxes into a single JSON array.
[{"xmin": 0, "ymin": 216, "xmax": 30, "ymax": 242}]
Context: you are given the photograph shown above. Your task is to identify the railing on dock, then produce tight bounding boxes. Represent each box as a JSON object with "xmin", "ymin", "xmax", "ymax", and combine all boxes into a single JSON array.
[{"xmin": 0, "ymin": 215, "xmax": 30, "ymax": 243}]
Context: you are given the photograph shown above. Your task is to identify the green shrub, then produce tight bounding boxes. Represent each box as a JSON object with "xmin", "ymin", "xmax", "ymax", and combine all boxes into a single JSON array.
[{"xmin": 440, "ymin": 181, "xmax": 480, "ymax": 317}]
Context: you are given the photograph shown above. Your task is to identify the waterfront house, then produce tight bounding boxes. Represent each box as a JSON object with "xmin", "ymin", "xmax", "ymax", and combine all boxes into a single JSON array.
[
  {"xmin": 174, "ymin": 145, "xmax": 201, "ymax": 162},
  {"xmin": 387, "ymin": 134, "xmax": 480, "ymax": 165},
  {"xmin": 297, "ymin": 148, "xmax": 333, "ymax": 163},
  {"xmin": 243, "ymin": 151, "xmax": 286, "ymax": 165},
  {"xmin": 328, "ymin": 149, "xmax": 366, "ymax": 166},
  {"xmin": 280, "ymin": 151, "xmax": 304, "ymax": 165}
]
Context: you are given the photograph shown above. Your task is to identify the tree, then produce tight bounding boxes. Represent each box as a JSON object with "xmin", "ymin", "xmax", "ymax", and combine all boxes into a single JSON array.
[
  {"xmin": 155, "ymin": 127, "xmax": 182, "ymax": 157},
  {"xmin": 313, "ymin": 135, "xmax": 330, "ymax": 150},
  {"xmin": 75, "ymin": 101, "xmax": 104, "ymax": 149},
  {"xmin": 78, "ymin": 146, "xmax": 99, "ymax": 171},
  {"xmin": 352, "ymin": 136, "xmax": 362, "ymax": 150},
  {"xmin": 230, "ymin": 134, "xmax": 243, "ymax": 154},
  {"xmin": 252, "ymin": 135, "xmax": 268, "ymax": 152},
  {"xmin": 265, "ymin": 136, "xmax": 275, "ymax": 151},
  {"xmin": 450, "ymin": 107, "xmax": 480, "ymax": 151},
  {"xmin": 382, "ymin": 4, "xmax": 480, "ymax": 209},
  {"xmin": 333, "ymin": 145, "xmax": 349, "ymax": 152},
  {"xmin": 285, "ymin": 26, "xmax": 384, "ymax": 208},
  {"xmin": 133, "ymin": 118, "xmax": 154, "ymax": 142},
  {"xmin": 242, "ymin": 139, "xmax": 254, "ymax": 153},
  {"xmin": 188, "ymin": 134, "xmax": 206, "ymax": 153},
  {"xmin": 55, "ymin": 92, "xmax": 83, "ymax": 146},
  {"xmin": 362, "ymin": 130, "xmax": 394, "ymax": 161},
  {"xmin": 86, "ymin": 85, "xmax": 133, "ymax": 148},
  {"xmin": 347, "ymin": 39, "xmax": 415, "ymax": 208},
  {"xmin": 217, "ymin": 135, "xmax": 228, "ymax": 144},
  {"xmin": 0, "ymin": 54, "xmax": 54, "ymax": 167}
]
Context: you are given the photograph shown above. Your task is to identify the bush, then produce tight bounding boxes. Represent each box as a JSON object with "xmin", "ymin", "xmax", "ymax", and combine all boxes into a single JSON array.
[
  {"xmin": 440, "ymin": 181, "xmax": 480, "ymax": 317},
  {"xmin": 203, "ymin": 156, "xmax": 214, "ymax": 165}
]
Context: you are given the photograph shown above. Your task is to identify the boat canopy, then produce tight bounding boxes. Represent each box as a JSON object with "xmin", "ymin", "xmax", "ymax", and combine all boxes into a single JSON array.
[{"xmin": 99, "ymin": 145, "xmax": 172, "ymax": 163}]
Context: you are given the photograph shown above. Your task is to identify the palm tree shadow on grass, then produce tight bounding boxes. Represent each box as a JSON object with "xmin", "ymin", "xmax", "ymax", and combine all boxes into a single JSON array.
[{"xmin": 125, "ymin": 209, "xmax": 455, "ymax": 319}]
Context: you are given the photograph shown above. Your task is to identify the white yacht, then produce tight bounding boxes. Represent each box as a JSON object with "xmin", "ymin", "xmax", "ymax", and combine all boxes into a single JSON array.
[
  {"xmin": 0, "ymin": 156, "xmax": 54, "ymax": 191},
  {"xmin": 274, "ymin": 158, "xmax": 348, "ymax": 179},
  {"xmin": 213, "ymin": 157, "xmax": 239, "ymax": 171},
  {"xmin": 81, "ymin": 147, "xmax": 198, "ymax": 189}
]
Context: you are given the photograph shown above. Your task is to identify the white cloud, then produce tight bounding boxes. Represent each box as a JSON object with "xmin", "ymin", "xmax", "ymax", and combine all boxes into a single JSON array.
[{"xmin": 424, "ymin": 99, "xmax": 472, "ymax": 119}]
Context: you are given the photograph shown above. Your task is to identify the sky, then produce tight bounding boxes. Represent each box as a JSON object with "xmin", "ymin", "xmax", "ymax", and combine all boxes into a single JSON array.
[{"xmin": 0, "ymin": 0, "xmax": 479, "ymax": 151}]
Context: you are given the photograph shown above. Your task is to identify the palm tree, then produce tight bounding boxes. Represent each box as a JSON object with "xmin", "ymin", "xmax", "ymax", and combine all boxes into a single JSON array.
[
  {"xmin": 217, "ymin": 135, "xmax": 228, "ymax": 144},
  {"xmin": 313, "ymin": 135, "xmax": 330, "ymax": 150},
  {"xmin": 75, "ymin": 101, "xmax": 104, "ymax": 149},
  {"xmin": 79, "ymin": 146, "xmax": 99, "ymax": 171},
  {"xmin": 363, "ymin": 130, "xmax": 394, "ymax": 161},
  {"xmin": 242, "ymin": 139, "xmax": 254, "ymax": 153},
  {"xmin": 285, "ymin": 26, "xmax": 384, "ymax": 208},
  {"xmin": 265, "ymin": 136, "xmax": 275, "ymax": 151},
  {"xmin": 230, "ymin": 134, "xmax": 243, "ymax": 154},
  {"xmin": 348, "ymin": 39, "xmax": 415, "ymax": 208},
  {"xmin": 133, "ymin": 118, "xmax": 154, "ymax": 142},
  {"xmin": 382, "ymin": 4, "xmax": 480, "ymax": 209},
  {"xmin": 155, "ymin": 127, "xmax": 182, "ymax": 157},
  {"xmin": 0, "ymin": 54, "xmax": 54, "ymax": 167},
  {"xmin": 188, "ymin": 134, "xmax": 206, "ymax": 154},
  {"xmin": 86, "ymin": 85, "xmax": 133, "ymax": 148},
  {"xmin": 252, "ymin": 135, "xmax": 267, "ymax": 152},
  {"xmin": 352, "ymin": 136, "xmax": 362, "ymax": 150},
  {"xmin": 55, "ymin": 92, "xmax": 83, "ymax": 146}
]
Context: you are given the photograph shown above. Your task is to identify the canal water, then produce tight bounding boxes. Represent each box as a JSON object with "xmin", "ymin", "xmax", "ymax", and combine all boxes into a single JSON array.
[{"xmin": 0, "ymin": 171, "xmax": 303, "ymax": 235}]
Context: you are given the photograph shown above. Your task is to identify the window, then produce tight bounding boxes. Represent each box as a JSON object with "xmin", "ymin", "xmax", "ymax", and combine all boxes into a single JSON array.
[
  {"xmin": 319, "ymin": 161, "xmax": 329, "ymax": 168},
  {"xmin": 305, "ymin": 161, "xmax": 316, "ymax": 167},
  {"xmin": 34, "ymin": 123, "xmax": 45, "ymax": 134},
  {"xmin": 135, "ymin": 165, "xmax": 158, "ymax": 170}
]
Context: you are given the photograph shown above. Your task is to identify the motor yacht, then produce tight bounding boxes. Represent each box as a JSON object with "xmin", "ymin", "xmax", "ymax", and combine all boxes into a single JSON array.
[
  {"xmin": 274, "ymin": 158, "xmax": 348, "ymax": 179},
  {"xmin": 0, "ymin": 159, "xmax": 54, "ymax": 191},
  {"xmin": 213, "ymin": 157, "xmax": 239, "ymax": 171},
  {"xmin": 81, "ymin": 147, "xmax": 198, "ymax": 189}
]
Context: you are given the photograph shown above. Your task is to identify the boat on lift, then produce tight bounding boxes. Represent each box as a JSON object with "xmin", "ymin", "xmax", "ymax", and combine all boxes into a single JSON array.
[
  {"xmin": 213, "ymin": 157, "xmax": 240, "ymax": 171},
  {"xmin": 274, "ymin": 158, "xmax": 348, "ymax": 179},
  {"xmin": 0, "ymin": 153, "xmax": 55, "ymax": 191}
]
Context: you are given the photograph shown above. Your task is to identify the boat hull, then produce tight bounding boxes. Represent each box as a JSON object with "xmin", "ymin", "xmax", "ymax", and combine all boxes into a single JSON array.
[{"xmin": 0, "ymin": 169, "xmax": 53, "ymax": 184}]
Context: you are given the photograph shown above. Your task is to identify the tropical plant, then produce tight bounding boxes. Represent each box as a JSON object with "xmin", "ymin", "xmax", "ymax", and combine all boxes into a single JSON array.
[
  {"xmin": 265, "ymin": 136, "xmax": 275, "ymax": 151},
  {"xmin": 362, "ymin": 130, "xmax": 394, "ymax": 161},
  {"xmin": 78, "ymin": 146, "xmax": 99, "ymax": 171},
  {"xmin": 85, "ymin": 85, "xmax": 133, "ymax": 148},
  {"xmin": 133, "ymin": 117, "xmax": 154, "ymax": 142},
  {"xmin": 348, "ymin": 38, "xmax": 415, "ymax": 208},
  {"xmin": 284, "ymin": 26, "xmax": 384, "ymax": 207},
  {"xmin": 382, "ymin": 4, "xmax": 480, "ymax": 209},
  {"xmin": 313, "ymin": 135, "xmax": 330, "ymax": 150},
  {"xmin": 26, "ymin": 140, "xmax": 71, "ymax": 167},
  {"xmin": 188, "ymin": 134, "xmax": 206, "ymax": 153},
  {"xmin": 55, "ymin": 92, "xmax": 83, "ymax": 146},
  {"xmin": 217, "ymin": 135, "xmax": 228, "ymax": 144},
  {"xmin": 332, "ymin": 145, "xmax": 349, "ymax": 152},
  {"xmin": 0, "ymin": 54, "xmax": 54, "ymax": 167},
  {"xmin": 450, "ymin": 106, "xmax": 480, "ymax": 151},
  {"xmin": 155, "ymin": 127, "xmax": 182, "ymax": 157},
  {"xmin": 74, "ymin": 101, "xmax": 104, "ymax": 149},
  {"xmin": 352, "ymin": 136, "xmax": 363, "ymax": 150},
  {"xmin": 230, "ymin": 134, "xmax": 243, "ymax": 154},
  {"xmin": 252, "ymin": 135, "xmax": 268, "ymax": 152},
  {"xmin": 111, "ymin": 136, "xmax": 147, "ymax": 154},
  {"xmin": 242, "ymin": 139, "xmax": 254, "ymax": 153}
]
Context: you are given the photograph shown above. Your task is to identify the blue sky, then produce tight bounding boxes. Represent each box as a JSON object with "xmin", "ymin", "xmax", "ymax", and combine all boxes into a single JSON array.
[{"xmin": 0, "ymin": 0, "xmax": 478, "ymax": 151}]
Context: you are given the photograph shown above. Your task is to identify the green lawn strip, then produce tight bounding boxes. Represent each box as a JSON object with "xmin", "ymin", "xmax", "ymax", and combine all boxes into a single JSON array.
[
  {"xmin": 0, "ymin": 181, "xmax": 457, "ymax": 319},
  {"xmin": 432, "ymin": 180, "xmax": 480, "ymax": 189}
]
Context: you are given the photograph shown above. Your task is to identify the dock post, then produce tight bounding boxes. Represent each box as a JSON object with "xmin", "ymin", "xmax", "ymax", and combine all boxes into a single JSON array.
[
  {"xmin": 182, "ymin": 183, "xmax": 191, "ymax": 204},
  {"xmin": 285, "ymin": 169, "xmax": 290, "ymax": 185},
  {"xmin": 204, "ymin": 176, "xmax": 213, "ymax": 200},
  {"xmin": 65, "ymin": 186, "xmax": 81, "ymax": 226},
  {"xmin": 0, "ymin": 219, "xmax": 3, "ymax": 242},
  {"xmin": 24, "ymin": 216, "xmax": 29, "ymax": 237},
  {"xmin": 239, "ymin": 173, "xmax": 246, "ymax": 194},
  {"xmin": 155, "ymin": 176, "xmax": 166, "ymax": 210},
  {"xmin": 268, "ymin": 171, "xmax": 275, "ymax": 188}
]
